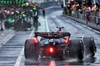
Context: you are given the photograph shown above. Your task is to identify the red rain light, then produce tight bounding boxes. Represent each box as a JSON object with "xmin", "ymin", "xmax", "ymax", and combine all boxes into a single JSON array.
[
  {"xmin": 33, "ymin": 36, "xmax": 38, "ymax": 43},
  {"xmin": 65, "ymin": 37, "xmax": 69, "ymax": 44},
  {"xmin": 49, "ymin": 47, "xmax": 54, "ymax": 53}
]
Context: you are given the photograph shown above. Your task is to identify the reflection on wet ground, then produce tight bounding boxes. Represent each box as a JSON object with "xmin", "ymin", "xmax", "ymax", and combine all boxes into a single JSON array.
[
  {"xmin": 24, "ymin": 57, "xmax": 97, "ymax": 66},
  {"xmin": 24, "ymin": 44, "xmax": 99, "ymax": 66}
]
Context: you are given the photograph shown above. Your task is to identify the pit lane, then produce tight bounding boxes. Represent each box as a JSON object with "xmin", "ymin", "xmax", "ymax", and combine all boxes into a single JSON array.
[{"xmin": 0, "ymin": 7, "xmax": 100, "ymax": 66}]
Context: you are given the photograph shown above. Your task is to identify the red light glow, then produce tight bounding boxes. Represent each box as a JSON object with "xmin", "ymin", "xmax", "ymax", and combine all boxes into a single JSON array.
[
  {"xmin": 65, "ymin": 37, "xmax": 69, "ymax": 44},
  {"xmin": 49, "ymin": 47, "xmax": 54, "ymax": 53},
  {"xmin": 64, "ymin": 64, "xmax": 70, "ymax": 66},
  {"xmin": 48, "ymin": 61, "xmax": 55, "ymax": 66},
  {"xmin": 33, "ymin": 37, "xmax": 38, "ymax": 43}
]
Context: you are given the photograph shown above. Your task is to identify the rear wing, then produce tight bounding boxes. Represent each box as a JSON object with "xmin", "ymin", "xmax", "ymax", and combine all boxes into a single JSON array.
[{"xmin": 35, "ymin": 32, "xmax": 71, "ymax": 39}]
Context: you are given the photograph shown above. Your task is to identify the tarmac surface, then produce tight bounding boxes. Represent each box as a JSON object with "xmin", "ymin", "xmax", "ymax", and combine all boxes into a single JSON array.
[{"xmin": 0, "ymin": 7, "xmax": 100, "ymax": 66}]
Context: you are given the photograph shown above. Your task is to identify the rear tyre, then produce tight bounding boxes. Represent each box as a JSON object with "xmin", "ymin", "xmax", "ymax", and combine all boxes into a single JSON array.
[
  {"xmin": 69, "ymin": 40, "xmax": 83, "ymax": 60},
  {"xmin": 83, "ymin": 37, "xmax": 96, "ymax": 57},
  {"xmin": 24, "ymin": 39, "xmax": 40, "ymax": 60}
]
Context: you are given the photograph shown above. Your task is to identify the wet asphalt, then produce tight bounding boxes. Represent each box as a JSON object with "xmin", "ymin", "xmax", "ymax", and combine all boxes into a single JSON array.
[{"xmin": 0, "ymin": 7, "xmax": 100, "ymax": 66}]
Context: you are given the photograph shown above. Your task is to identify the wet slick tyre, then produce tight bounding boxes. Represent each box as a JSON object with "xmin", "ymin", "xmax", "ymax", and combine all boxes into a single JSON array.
[
  {"xmin": 24, "ymin": 39, "xmax": 40, "ymax": 60},
  {"xmin": 69, "ymin": 40, "xmax": 83, "ymax": 60},
  {"xmin": 83, "ymin": 37, "xmax": 96, "ymax": 57}
]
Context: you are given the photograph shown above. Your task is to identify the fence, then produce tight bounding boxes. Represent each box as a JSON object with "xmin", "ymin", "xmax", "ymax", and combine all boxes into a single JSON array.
[{"xmin": 66, "ymin": 10, "xmax": 100, "ymax": 25}]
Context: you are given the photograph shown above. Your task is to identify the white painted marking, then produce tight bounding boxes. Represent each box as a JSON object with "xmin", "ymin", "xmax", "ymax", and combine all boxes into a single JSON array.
[
  {"xmin": 14, "ymin": 48, "xmax": 24, "ymax": 66},
  {"xmin": 43, "ymin": 17, "xmax": 45, "ymax": 32},
  {"xmin": 29, "ymin": 30, "xmax": 34, "ymax": 39},
  {"xmin": 46, "ymin": 16, "xmax": 49, "ymax": 32},
  {"xmin": 71, "ymin": 20, "xmax": 100, "ymax": 34},
  {"xmin": 0, "ymin": 31, "xmax": 15, "ymax": 48},
  {"xmin": 14, "ymin": 30, "xmax": 34, "ymax": 66},
  {"xmin": 92, "ymin": 30, "xmax": 100, "ymax": 34},
  {"xmin": 81, "ymin": 24, "xmax": 100, "ymax": 34}
]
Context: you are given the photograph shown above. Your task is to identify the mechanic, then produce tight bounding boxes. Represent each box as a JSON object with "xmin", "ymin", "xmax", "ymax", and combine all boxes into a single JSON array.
[
  {"xmin": 29, "ymin": 8, "xmax": 34, "ymax": 25},
  {"xmin": 85, "ymin": 5, "xmax": 91, "ymax": 24},
  {"xmin": 33, "ymin": 7, "xmax": 38, "ymax": 27},
  {"xmin": 42, "ymin": 8, "xmax": 45, "ymax": 17},
  {"xmin": 6, "ymin": 8, "xmax": 10, "ymax": 18},
  {"xmin": 0, "ymin": 8, "xmax": 4, "ymax": 31},
  {"xmin": 10, "ymin": 8, "xmax": 15, "ymax": 18}
]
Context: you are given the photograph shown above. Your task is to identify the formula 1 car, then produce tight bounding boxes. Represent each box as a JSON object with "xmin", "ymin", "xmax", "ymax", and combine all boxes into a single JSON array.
[
  {"xmin": 24, "ymin": 27, "xmax": 96, "ymax": 60},
  {"xmin": 14, "ymin": 18, "xmax": 31, "ymax": 30},
  {"xmin": 5, "ymin": 15, "xmax": 31, "ymax": 30}
]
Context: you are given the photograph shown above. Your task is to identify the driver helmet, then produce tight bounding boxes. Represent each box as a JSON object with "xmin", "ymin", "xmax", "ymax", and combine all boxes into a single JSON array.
[
  {"xmin": 49, "ymin": 39, "xmax": 54, "ymax": 43},
  {"xmin": 55, "ymin": 38, "xmax": 65, "ymax": 44}
]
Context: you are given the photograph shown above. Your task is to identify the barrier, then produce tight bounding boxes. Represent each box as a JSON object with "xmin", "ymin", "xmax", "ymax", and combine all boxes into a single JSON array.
[{"xmin": 67, "ymin": 10, "xmax": 100, "ymax": 25}]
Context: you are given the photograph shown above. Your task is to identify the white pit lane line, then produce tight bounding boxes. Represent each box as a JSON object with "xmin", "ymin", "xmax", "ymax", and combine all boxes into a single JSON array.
[
  {"xmin": 80, "ymin": 24, "xmax": 100, "ymax": 34},
  {"xmin": 14, "ymin": 30, "xmax": 34, "ymax": 66},
  {"xmin": 46, "ymin": 16, "xmax": 49, "ymax": 32}
]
